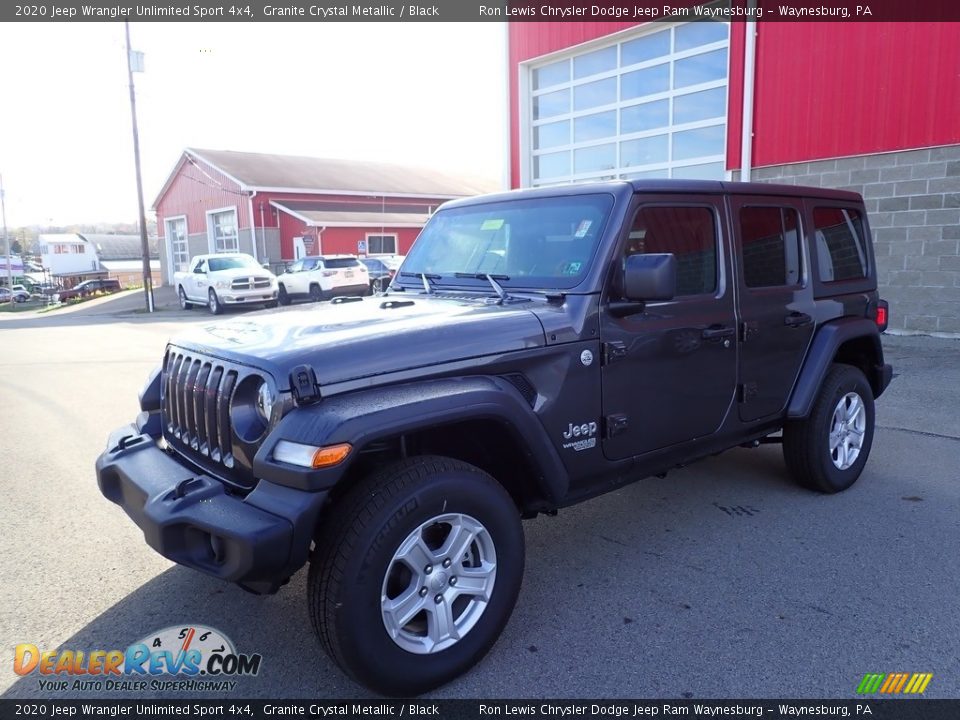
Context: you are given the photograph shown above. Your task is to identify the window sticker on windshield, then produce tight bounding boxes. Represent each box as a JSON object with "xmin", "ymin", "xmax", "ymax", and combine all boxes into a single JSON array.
[
  {"xmin": 561, "ymin": 261, "xmax": 583, "ymax": 275},
  {"xmin": 574, "ymin": 220, "xmax": 592, "ymax": 238},
  {"xmin": 481, "ymin": 218, "xmax": 504, "ymax": 231}
]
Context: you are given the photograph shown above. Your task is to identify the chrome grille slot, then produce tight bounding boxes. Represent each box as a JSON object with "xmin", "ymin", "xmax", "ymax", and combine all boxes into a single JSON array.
[
  {"xmin": 218, "ymin": 370, "xmax": 238, "ymax": 469},
  {"xmin": 205, "ymin": 366, "xmax": 222, "ymax": 460},
  {"xmin": 183, "ymin": 359, "xmax": 201, "ymax": 448},
  {"xmin": 193, "ymin": 363, "xmax": 211, "ymax": 452}
]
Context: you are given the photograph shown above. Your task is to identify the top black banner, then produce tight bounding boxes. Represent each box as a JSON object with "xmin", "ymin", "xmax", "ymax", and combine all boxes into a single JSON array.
[{"xmin": 4, "ymin": 0, "xmax": 960, "ymax": 22}]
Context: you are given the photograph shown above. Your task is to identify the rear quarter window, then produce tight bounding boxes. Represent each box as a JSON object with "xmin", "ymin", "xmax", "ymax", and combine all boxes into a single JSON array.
[{"xmin": 813, "ymin": 207, "xmax": 868, "ymax": 282}]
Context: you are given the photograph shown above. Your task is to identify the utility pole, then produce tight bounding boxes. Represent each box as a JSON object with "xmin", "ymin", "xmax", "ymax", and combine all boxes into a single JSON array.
[
  {"xmin": 1, "ymin": 174, "xmax": 11, "ymax": 307},
  {"xmin": 125, "ymin": 21, "xmax": 154, "ymax": 313}
]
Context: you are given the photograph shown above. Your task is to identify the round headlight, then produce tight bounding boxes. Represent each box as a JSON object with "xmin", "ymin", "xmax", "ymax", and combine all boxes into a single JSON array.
[
  {"xmin": 256, "ymin": 381, "xmax": 274, "ymax": 422},
  {"xmin": 230, "ymin": 375, "xmax": 275, "ymax": 443}
]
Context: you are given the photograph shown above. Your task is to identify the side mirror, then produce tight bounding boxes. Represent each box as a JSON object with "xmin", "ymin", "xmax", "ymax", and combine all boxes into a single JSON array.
[{"xmin": 623, "ymin": 253, "xmax": 676, "ymax": 302}]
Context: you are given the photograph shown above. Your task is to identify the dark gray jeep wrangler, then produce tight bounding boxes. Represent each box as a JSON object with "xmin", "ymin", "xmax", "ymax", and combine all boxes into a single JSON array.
[{"xmin": 96, "ymin": 180, "xmax": 892, "ymax": 695}]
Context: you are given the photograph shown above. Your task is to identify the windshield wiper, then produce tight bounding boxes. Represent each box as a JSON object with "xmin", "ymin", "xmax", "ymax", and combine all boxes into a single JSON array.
[
  {"xmin": 454, "ymin": 273, "xmax": 512, "ymax": 303},
  {"xmin": 400, "ymin": 272, "xmax": 441, "ymax": 294}
]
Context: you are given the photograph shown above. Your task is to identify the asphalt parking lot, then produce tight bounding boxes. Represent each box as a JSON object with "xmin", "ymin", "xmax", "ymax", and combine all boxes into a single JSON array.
[{"xmin": 1, "ymin": 298, "xmax": 958, "ymax": 700}]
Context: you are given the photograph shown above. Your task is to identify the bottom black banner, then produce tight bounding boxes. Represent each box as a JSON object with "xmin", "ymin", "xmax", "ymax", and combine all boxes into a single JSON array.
[{"xmin": 1, "ymin": 699, "xmax": 958, "ymax": 720}]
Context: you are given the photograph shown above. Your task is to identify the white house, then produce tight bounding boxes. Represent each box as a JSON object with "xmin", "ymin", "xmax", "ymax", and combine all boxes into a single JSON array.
[{"xmin": 39, "ymin": 234, "xmax": 99, "ymax": 276}]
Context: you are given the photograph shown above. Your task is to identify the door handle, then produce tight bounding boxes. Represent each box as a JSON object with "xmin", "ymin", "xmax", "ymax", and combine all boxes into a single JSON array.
[
  {"xmin": 702, "ymin": 325, "xmax": 735, "ymax": 339},
  {"xmin": 785, "ymin": 312, "xmax": 813, "ymax": 328}
]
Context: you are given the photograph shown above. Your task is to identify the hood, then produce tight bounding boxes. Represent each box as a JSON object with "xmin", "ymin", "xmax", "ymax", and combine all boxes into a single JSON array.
[
  {"xmin": 170, "ymin": 295, "xmax": 547, "ymax": 388},
  {"xmin": 212, "ymin": 266, "xmax": 275, "ymax": 279}
]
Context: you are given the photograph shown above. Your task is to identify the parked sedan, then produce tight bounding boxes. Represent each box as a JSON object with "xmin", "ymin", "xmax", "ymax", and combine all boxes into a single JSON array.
[
  {"xmin": 0, "ymin": 287, "xmax": 30, "ymax": 303},
  {"xmin": 54, "ymin": 278, "xmax": 122, "ymax": 302},
  {"xmin": 359, "ymin": 255, "xmax": 404, "ymax": 293},
  {"xmin": 276, "ymin": 255, "xmax": 369, "ymax": 305}
]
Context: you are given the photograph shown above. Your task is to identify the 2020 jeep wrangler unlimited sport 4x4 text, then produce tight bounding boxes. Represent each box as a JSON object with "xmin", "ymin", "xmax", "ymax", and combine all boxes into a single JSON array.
[{"xmin": 97, "ymin": 180, "xmax": 892, "ymax": 695}]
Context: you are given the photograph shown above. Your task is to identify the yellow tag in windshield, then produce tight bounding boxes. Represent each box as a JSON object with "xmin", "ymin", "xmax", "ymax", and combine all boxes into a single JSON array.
[{"xmin": 481, "ymin": 219, "xmax": 504, "ymax": 231}]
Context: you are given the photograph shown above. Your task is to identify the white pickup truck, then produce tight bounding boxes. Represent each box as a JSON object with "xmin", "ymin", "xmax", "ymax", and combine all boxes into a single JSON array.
[{"xmin": 175, "ymin": 253, "xmax": 278, "ymax": 315}]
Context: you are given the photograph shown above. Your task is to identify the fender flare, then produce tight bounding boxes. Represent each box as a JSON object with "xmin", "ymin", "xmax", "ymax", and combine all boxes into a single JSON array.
[
  {"xmin": 787, "ymin": 317, "xmax": 884, "ymax": 419},
  {"xmin": 254, "ymin": 375, "xmax": 569, "ymax": 503}
]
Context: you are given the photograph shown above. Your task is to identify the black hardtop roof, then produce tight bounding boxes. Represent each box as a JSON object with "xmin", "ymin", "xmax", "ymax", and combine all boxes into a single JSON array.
[{"xmin": 442, "ymin": 179, "xmax": 862, "ymax": 210}]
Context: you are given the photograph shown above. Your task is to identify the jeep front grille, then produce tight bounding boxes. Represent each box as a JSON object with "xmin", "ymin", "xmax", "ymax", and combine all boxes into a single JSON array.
[
  {"xmin": 231, "ymin": 276, "xmax": 272, "ymax": 290},
  {"xmin": 163, "ymin": 351, "xmax": 238, "ymax": 469}
]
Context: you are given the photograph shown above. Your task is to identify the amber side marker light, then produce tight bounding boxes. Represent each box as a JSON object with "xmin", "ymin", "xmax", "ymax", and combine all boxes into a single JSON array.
[{"xmin": 273, "ymin": 440, "xmax": 352, "ymax": 468}]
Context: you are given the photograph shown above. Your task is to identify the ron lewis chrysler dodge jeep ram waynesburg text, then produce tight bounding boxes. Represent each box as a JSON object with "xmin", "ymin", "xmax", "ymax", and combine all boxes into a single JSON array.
[{"xmin": 97, "ymin": 180, "xmax": 892, "ymax": 695}]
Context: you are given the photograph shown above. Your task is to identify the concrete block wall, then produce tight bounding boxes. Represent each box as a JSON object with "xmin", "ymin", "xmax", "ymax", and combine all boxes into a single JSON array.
[{"xmin": 742, "ymin": 145, "xmax": 960, "ymax": 335}]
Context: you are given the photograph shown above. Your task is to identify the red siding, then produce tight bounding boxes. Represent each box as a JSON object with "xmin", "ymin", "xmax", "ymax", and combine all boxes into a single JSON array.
[
  {"xmin": 509, "ymin": 19, "xmax": 960, "ymax": 182},
  {"xmin": 155, "ymin": 158, "xmax": 250, "ymax": 241},
  {"xmin": 276, "ymin": 209, "xmax": 421, "ymax": 258},
  {"xmin": 750, "ymin": 21, "xmax": 960, "ymax": 167}
]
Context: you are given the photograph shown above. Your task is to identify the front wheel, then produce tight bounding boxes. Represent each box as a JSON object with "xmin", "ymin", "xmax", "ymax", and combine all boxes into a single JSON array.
[
  {"xmin": 308, "ymin": 456, "xmax": 524, "ymax": 696},
  {"xmin": 278, "ymin": 284, "xmax": 291, "ymax": 306},
  {"xmin": 207, "ymin": 288, "xmax": 222, "ymax": 315},
  {"xmin": 783, "ymin": 363, "xmax": 875, "ymax": 493},
  {"xmin": 372, "ymin": 277, "xmax": 386, "ymax": 293},
  {"xmin": 178, "ymin": 286, "xmax": 192, "ymax": 310}
]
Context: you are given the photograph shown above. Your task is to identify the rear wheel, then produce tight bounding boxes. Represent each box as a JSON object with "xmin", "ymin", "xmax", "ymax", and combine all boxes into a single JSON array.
[
  {"xmin": 278, "ymin": 284, "xmax": 291, "ymax": 306},
  {"xmin": 309, "ymin": 456, "xmax": 524, "ymax": 696},
  {"xmin": 178, "ymin": 286, "xmax": 191, "ymax": 310},
  {"xmin": 309, "ymin": 284, "xmax": 323, "ymax": 303},
  {"xmin": 207, "ymin": 288, "xmax": 222, "ymax": 315},
  {"xmin": 783, "ymin": 363, "xmax": 875, "ymax": 493},
  {"xmin": 373, "ymin": 277, "xmax": 386, "ymax": 293}
]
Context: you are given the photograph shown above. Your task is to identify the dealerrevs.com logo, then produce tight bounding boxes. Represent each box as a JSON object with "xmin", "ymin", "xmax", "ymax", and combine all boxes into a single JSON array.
[{"xmin": 14, "ymin": 625, "xmax": 262, "ymax": 693}]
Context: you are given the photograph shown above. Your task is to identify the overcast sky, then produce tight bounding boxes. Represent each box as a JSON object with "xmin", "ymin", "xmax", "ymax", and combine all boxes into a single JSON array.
[{"xmin": 0, "ymin": 22, "xmax": 507, "ymax": 227}]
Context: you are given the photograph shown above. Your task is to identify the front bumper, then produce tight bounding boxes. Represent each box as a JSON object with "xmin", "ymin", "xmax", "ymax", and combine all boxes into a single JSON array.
[
  {"xmin": 220, "ymin": 289, "xmax": 278, "ymax": 305},
  {"xmin": 96, "ymin": 424, "xmax": 326, "ymax": 594}
]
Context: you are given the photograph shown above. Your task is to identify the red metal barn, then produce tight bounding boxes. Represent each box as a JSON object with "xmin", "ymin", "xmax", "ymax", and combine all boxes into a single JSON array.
[
  {"xmin": 508, "ymin": 19, "xmax": 960, "ymax": 334},
  {"xmin": 154, "ymin": 148, "xmax": 494, "ymax": 282}
]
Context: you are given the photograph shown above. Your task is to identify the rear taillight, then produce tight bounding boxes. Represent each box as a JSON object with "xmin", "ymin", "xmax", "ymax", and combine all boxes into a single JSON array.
[{"xmin": 875, "ymin": 300, "xmax": 889, "ymax": 332}]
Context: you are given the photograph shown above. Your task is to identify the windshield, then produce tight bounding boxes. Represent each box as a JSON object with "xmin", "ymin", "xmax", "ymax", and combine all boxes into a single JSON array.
[
  {"xmin": 208, "ymin": 256, "xmax": 259, "ymax": 272},
  {"xmin": 400, "ymin": 194, "xmax": 614, "ymax": 290}
]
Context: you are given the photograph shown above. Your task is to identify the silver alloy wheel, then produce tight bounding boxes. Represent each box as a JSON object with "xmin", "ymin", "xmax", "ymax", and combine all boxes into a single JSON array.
[
  {"xmin": 208, "ymin": 290, "xmax": 217, "ymax": 312},
  {"xmin": 179, "ymin": 287, "xmax": 188, "ymax": 309},
  {"xmin": 373, "ymin": 278, "xmax": 384, "ymax": 293},
  {"xmin": 829, "ymin": 391, "xmax": 866, "ymax": 470},
  {"xmin": 381, "ymin": 513, "xmax": 497, "ymax": 655}
]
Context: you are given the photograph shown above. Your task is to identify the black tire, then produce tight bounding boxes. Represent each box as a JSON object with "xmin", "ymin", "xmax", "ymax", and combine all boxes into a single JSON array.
[
  {"xmin": 308, "ymin": 456, "xmax": 524, "ymax": 696},
  {"xmin": 372, "ymin": 277, "xmax": 385, "ymax": 293},
  {"xmin": 278, "ymin": 284, "xmax": 291, "ymax": 306},
  {"xmin": 178, "ymin": 286, "xmax": 192, "ymax": 310},
  {"xmin": 207, "ymin": 288, "xmax": 222, "ymax": 315},
  {"xmin": 783, "ymin": 363, "xmax": 875, "ymax": 493},
  {"xmin": 309, "ymin": 284, "xmax": 323, "ymax": 303}
]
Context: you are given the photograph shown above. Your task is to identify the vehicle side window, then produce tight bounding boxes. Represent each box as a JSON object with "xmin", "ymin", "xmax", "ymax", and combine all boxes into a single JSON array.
[
  {"xmin": 193, "ymin": 259, "xmax": 206, "ymax": 273},
  {"xmin": 288, "ymin": 260, "xmax": 303, "ymax": 273},
  {"xmin": 739, "ymin": 206, "xmax": 801, "ymax": 288},
  {"xmin": 813, "ymin": 207, "xmax": 867, "ymax": 282},
  {"xmin": 625, "ymin": 206, "xmax": 717, "ymax": 296},
  {"xmin": 303, "ymin": 259, "xmax": 320, "ymax": 271}
]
